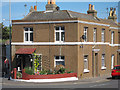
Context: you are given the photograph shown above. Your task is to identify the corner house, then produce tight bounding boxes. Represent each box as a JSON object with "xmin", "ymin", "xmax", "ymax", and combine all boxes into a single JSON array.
[{"xmin": 12, "ymin": 0, "xmax": 120, "ymax": 78}]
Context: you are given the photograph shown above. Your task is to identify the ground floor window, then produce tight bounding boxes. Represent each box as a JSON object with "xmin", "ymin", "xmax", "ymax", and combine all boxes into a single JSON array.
[
  {"xmin": 54, "ymin": 56, "xmax": 65, "ymax": 67},
  {"xmin": 111, "ymin": 55, "xmax": 114, "ymax": 69},
  {"xmin": 101, "ymin": 54, "xmax": 106, "ymax": 69},
  {"xmin": 84, "ymin": 55, "xmax": 89, "ymax": 72}
]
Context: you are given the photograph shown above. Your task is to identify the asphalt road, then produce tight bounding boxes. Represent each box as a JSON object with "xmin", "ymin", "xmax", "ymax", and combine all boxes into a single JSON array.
[{"xmin": 1, "ymin": 77, "xmax": 120, "ymax": 89}]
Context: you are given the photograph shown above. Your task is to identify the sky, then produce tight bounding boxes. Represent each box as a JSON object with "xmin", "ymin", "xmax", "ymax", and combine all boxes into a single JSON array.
[{"xmin": 1, "ymin": 1, "xmax": 119, "ymax": 26}]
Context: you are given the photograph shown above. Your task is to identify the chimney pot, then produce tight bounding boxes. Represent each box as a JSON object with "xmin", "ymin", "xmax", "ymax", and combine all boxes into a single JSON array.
[
  {"xmin": 91, "ymin": 5, "xmax": 94, "ymax": 10},
  {"xmin": 34, "ymin": 6, "xmax": 37, "ymax": 11},
  {"xmin": 51, "ymin": 0, "xmax": 55, "ymax": 4},
  {"xmin": 48, "ymin": 0, "xmax": 50, "ymax": 4},
  {"xmin": 89, "ymin": 4, "xmax": 91, "ymax": 10}
]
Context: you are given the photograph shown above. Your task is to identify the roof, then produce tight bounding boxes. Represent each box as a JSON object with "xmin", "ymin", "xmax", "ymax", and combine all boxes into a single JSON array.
[
  {"xmin": 21, "ymin": 10, "xmax": 118, "ymax": 26},
  {"xmin": 16, "ymin": 48, "xmax": 36, "ymax": 54}
]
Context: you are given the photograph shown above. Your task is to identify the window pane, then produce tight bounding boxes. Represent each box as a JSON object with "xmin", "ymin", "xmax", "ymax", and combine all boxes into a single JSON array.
[
  {"xmin": 56, "ymin": 32, "xmax": 59, "ymax": 41},
  {"xmin": 30, "ymin": 33, "xmax": 33, "ymax": 41},
  {"xmin": 30, "ymin": 28, "xmax": 33, "ymax": 31},
  {"xmin": 93, "ymin": 28, "xmax": 96, "ymax": 42},
  {"xmin": 101, "ymin": 30, "xmax": 105, "ymax": 42},
  {"xmin": 102, "ymin": 54, "xmax": 105, "ymax": 67},
  {"xmin": 55, "ymin": 27, "xmax": 59, "ymax": 30},
  {"xmin": 61, "ymin": 26, "xmax": 65, "ymax": 30},
  {"xmin": 55, "ymin": 56, "xmax": 59, "ymax": 59},
  {"xmin": 25, "ymin": 28, "xmax": 28, "ymax": 31},
  {"xmin": 61, "ymin": 32, "xmax": 65, "ymax": 41},
  {"xmin": 25, "ymin": 33, "xmax": 28, "ymax": 41},
  {"xmin": 61, "ymin": 56, "xmax": 64, "ymax": 59},
  {"xmin": 56, "ymin": 61, "xmax": 65, "ymax": 66},
  {"xmin": 84, "ymin": 27, "xmax": 88, "ymax": 42},
  {"xmin": 84, "ymin": 55, "xmax": 88, "ymax": 69}
]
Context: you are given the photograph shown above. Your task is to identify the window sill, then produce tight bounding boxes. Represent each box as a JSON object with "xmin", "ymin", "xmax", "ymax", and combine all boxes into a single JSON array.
[
  {"xmin": 24, "ymin": 41, "xmax": 33, "ymax": 43},
  {"xmin": 84, "ymin": 69, "xmax": 90, "ymax": 73},
  {"xmin": 101, "ymin": 66, "xmax": 106, "ymax": 70}
]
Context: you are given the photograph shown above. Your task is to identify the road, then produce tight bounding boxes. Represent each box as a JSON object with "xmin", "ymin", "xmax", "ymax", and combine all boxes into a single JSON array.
[{"xmin": 1, "ymin": 77, "xmax": 120, "ymax": 89}]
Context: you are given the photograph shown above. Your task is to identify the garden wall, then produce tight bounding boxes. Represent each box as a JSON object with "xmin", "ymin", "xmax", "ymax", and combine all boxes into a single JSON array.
[{"xmin": 22, "ymin": 69, "xmax": 77, "ymax": 80}]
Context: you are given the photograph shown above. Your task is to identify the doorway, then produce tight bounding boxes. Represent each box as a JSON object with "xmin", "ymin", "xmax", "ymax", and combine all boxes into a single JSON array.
[
  {"xmin": 92, "ymin": 52, "xmax": 99, "ymax": 77},
  {"xmin": 95, "ymin": 53, "xmax": 98, "ymax": 77}
]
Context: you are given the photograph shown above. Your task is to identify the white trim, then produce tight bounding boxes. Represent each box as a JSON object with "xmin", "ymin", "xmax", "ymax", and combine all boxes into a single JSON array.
[
  {"xmin": 11, "ymin": 77, "xmax": 78, "ymax": 83},
  {"xmin": 12, "ymin": 20, "xmax": 110, "ymax": 27},
  {"xmin": 110, "ymin": 27, "xmax": 120, "ymax": 30},
  {"xmin": 83, "ymin": 69, "xmax": 90, "ymax": 73},
  {"xmin": 101, "ymin": 66, "xmax": 106, "ymax": 70},
  {"xmin": 12, "ymin": 42, "xmax": 111, "ymax": 46},
  {"xmin": 92, "ymin": 49, "xmax": 100, "ymax": 52}
]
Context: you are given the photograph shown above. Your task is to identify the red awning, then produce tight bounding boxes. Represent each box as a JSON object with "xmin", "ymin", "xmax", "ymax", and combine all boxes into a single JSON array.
[{"xmin": 16, "ymin": 48, "xmax": 36, "ymax": 54}]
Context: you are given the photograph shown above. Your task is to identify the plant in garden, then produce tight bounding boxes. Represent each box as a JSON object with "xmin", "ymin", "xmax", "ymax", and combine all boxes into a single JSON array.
[
  {"xmin": 33, "ymin": 53, "xmax": 41, "ymax": 73},
  {"xmin": 24, "ymin": 67, "xmax": 34, "ymax": 75}
]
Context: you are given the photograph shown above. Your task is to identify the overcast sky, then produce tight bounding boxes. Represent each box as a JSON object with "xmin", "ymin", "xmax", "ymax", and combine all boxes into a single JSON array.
[{"xmin": 1, "ymin": 1, "xmax": 119, "ymax": 26}]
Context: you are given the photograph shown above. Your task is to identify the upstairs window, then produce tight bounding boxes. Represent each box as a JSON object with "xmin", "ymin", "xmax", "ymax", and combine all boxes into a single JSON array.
[
  {"xmin": 93, "ymin": 28, "xmax": 97, "ymax": 42},
  {"xmin": 84, "ymin": 27, "xmax": 88, "ymax": 42},
  {"xmin": 111, "ymin": 31, "xmax": 114, "ymax": 44},
  {"xmin": 101, "ymin": 29, "xmax": 105, "ymax": 42},
  {"xmin": 55, "ymin": 26, "xmax": 65, "ymax": 42},
  {"xmin": 24, "ymin": 27, "xmax": 33, "ymax": 42}
]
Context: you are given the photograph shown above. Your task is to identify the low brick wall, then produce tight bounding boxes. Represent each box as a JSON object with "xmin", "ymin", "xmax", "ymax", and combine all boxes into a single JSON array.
[{"xmin": 22, "ymin": 69, "xmax": 77, "ymax": 80}]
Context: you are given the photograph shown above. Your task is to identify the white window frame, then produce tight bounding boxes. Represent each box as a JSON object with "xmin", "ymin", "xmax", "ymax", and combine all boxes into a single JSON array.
[
  {"xmin": 93, "ymin": 28, "xmax": 97, "ymax": 42},
  {"xmin": 101, "ymin": 54, "xmax": 106, "ymax": 70},
  {"xmin": 55, "ymin": 26, "xmax": 65, "ymax": 42},
  {"xmin": 111, "ymin": 55, "xmax": 114, "ymax": 69},
  {"xmin": 111, "ymin": 31, "xmax": 114, "ymax": 44},
  {"xmin": 24, "ymin": 27, "xmax": 33, "ymax": 43},
  {"xmin": 36, "ymin": 54, "xmax": 42, "ymax": 71},
  {"xmin": 101, "ymin": 29, "xmax": 105, "ymax": 42},
  {"xmin": 54, "ymin": 56, "xmax": 65, "ymax": 67},
  {"xmin": 84, "ymin": 27, "xmax": 88, "ymax": 42},
  {"xmin": 84, "ymin": 55, "xmax": 89, "ymax": 73}
]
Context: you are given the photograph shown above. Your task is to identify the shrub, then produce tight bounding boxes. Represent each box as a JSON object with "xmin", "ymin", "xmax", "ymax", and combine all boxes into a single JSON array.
[
  {"xmin": 57, "ymin": 67, "xmax": 66, "ymax": 74},
  {"xmin": 17, "ymin": 72, "xmax": 22, "ymax": 79},
  {"xmin": 39, "ymin": 70, "xmax": 47, "ymax": 75},
  {"xmin": 67, "ymin": 71, "xmax": 73, "ymax": 73},
  {"xmin": 24, "ymin": 67, "xmax": 34, "ymax": 75}
]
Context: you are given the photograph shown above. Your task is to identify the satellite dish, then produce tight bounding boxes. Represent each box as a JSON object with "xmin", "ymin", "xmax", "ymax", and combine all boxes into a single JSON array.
[{"xmin": 82, "ymin": 35, "xmax": 86, "ymax": 40}]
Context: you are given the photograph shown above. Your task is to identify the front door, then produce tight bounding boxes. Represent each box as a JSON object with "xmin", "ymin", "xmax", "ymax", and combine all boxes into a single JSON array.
[
  {"xmin": 95, "ymin": 53, "xmax": 98, "ymax": 77},
  {"xmin": 92, "ymin": 52, "xmax": 99, "ymax": 77}
]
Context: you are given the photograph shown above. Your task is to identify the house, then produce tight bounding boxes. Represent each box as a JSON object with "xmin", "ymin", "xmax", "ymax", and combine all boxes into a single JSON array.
[{"xmin": 12, "ymin": 0, "xmax": 119, "ymax": 78}]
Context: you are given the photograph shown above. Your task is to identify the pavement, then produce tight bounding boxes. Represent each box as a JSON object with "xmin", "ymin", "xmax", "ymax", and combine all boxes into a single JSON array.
[{"xmin": 2, "ymin": 74, "xmax": 111, "ymax": 84}]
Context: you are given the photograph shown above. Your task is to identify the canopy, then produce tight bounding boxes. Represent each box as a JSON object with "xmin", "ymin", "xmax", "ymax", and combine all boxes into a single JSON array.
[{"xmin": 15, "ymin": 48, "xmax": 36, "ymax": 54}]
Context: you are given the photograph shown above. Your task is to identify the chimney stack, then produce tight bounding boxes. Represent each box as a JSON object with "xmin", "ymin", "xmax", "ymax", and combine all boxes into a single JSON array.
[
  {"xmin": 46, "ymin": 0, "xmax": 58, "ymax": 11},
  {"xmin": 34, "ymin": 6, "xmax": 37, "ymax": 11},
  {"xmin": 87, "ymin": 4, "xmax": 97, "ymax": 17},
  {"xmin": 108, "ymin": 7, "xmax": 117, "ymax": 22}
]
